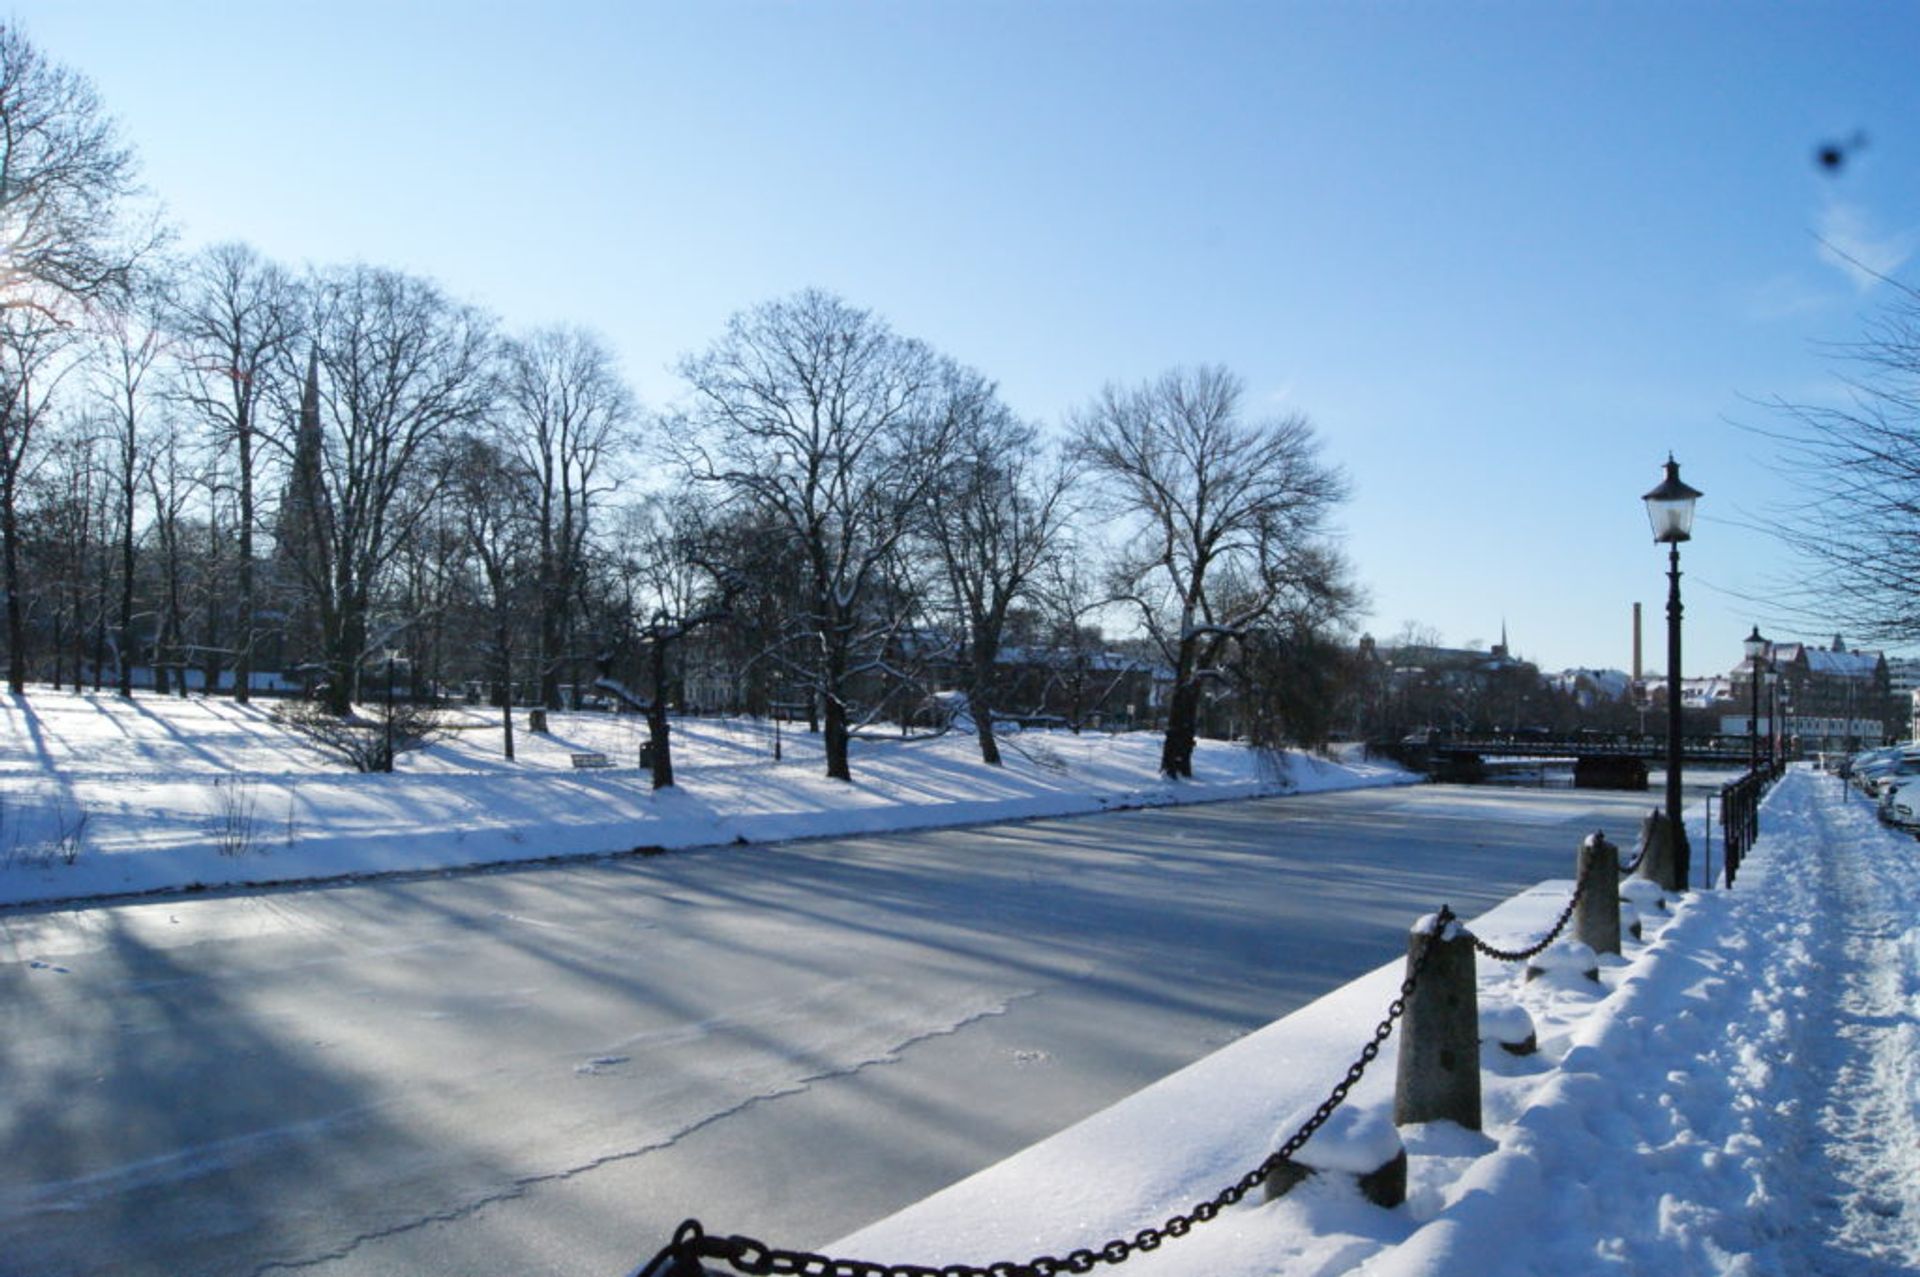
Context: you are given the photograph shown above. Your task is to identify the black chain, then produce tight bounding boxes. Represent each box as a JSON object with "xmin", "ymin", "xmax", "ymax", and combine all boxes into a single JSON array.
[
  {"xmin": 636, "ymin": 907, "xmax": 1459, "ymax": 1277},
  {"xmin": 1467, "ymin": 876, "xmax": 1584, "ymax": 964}
]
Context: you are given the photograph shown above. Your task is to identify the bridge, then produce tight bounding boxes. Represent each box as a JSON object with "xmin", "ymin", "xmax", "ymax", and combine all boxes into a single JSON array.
[{"xmin": 1381, "ymin": 733, "xmax": 1761, "ymax": 789}]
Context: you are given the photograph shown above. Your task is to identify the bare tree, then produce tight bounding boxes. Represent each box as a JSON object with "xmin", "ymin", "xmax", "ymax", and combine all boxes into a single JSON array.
[
  {"xmin": 447, "ymin": 432, "xmax": 535, "ymax": 759},
  {"xmin": 674, "ymin": 289, "xmax": 952, "ymax": 781},
  {"xmin": 688, "ymin": 502, "xmax": 815, "ymax": 724},
  {"xmin": 1757, "ymin": 274, "xmax": 1920, "ymax": 644},
  {"xmin": 0, "ymin": 312, "xmax": 82, "ymax": 690},
  {"xmin": 595, "ymin": 494, "xmax": 731, "ymax": 789},
  {"xmin": 1074, "ymin": 365, "xmax": 1354, "ymax": 778},
  {"xmin": 142, "ymin": 408, "xmax": 198, "ymax": 695},
  {"xmin": 916, "ymin": 368, "xmax": 1075, "ymax": 764},
  {"xmin": 280, "ymin": 265, "xmax": 494, "ymax": 717},
  {"xmin": 0, "ymin": 24, "xmax": 150, "ymax": 693},
  {"xmin": 91, "ymin": 273, "xmax": 169, "ymax": 695},
  {"xmin": 1030, "ymin": 552, "xmax": 1115, "ymax": 733},
  {"xmin": 166, "ymin": 242, "xmax": 300, "ymax": 701},
  {"xmin": 495, "ymin": 325, "xmax": 635, "ymax": 712},
  {"xmin": 0, "ymin": 23, "xmax": 150, "ymax": 319}
]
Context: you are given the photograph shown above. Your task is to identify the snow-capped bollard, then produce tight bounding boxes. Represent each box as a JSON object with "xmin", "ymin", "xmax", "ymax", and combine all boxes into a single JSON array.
[
  {"xmin": 1619, "ymin": 876, "xmax": 1666, "ymax": 931},
  {"xmin": 1478, "ymin": 1000, "xmax": 1538, "ymax": 1055},
  {"xmin": 1393, "ymin": 912, "xmax": 1481, "ymax": 1131},
  {"xmin": 1632, "ymin": 809, "xmax": 1682, "ymax": 893},
  {"xmin": 1525, "ymin": 938, "xmax": 1600, "ymax": 984},
  {"xmin": 1264, "ymin": 1105, "xmax": 1407, "ymax": 1208},
  {"xmin": 1575, "ymin": 831, "xmax": 1622, "ymax": 956}
]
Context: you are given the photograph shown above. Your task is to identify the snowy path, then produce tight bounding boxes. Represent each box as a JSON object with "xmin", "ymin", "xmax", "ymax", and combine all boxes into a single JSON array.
[
  {"xmin": 1375, "ymin": 767, "xmax": 1920, "ymax": 1277},
  {"xmin": 1787, "ymin": 778, "xmax": 1920, "ymax": 1273}
]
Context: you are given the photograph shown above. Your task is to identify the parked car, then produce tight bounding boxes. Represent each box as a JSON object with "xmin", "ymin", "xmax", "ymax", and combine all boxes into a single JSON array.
[
  {"xmin": 1852, "ymin": 747, "xmax": 1916, "ymax": 797},
  {"xmin": 1882, "ymin": 776, "xmax": 1920, "ymax": 829}
]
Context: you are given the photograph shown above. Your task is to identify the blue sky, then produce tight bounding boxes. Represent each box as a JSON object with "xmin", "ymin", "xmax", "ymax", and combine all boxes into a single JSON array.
[{"xmin": 17, "ymin": 1, "xmax": 1919, "ymax": 674}]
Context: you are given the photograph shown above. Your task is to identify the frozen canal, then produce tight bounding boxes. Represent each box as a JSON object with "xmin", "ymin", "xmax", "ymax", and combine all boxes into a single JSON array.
[{"xmin": 0, "ymin": 780, "xmax": 1686, "ymax": 1277}]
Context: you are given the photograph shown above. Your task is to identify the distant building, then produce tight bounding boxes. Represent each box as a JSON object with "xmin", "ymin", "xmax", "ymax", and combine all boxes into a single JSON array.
[
  {"xmin": 1734, "ymin": 634, "xmax": 1899, "ymax": 752},
  {"xmin": 1354, "ymin": 626, "xmax": 1564, "ymax": 738},
  {"xmin": 1552, "ymin": 667, "xmax": 1632, "ymax": 708}
]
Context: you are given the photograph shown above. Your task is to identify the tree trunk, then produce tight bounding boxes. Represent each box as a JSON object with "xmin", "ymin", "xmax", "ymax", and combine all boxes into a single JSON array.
[
  {"xmin": 824, "ymin": 695, "xmax": 851, "ymax": 781},
  {"xmin": 971, "ymin": 651, "xmax": 1001, "ymax": 766},
  {"xmin": 647, "ymin": 637, "xmax": 674, "ymax": 789},
  {"xmin": 2, "ymin": 489, "xmax": 24, "ymax": 695},
  {"xmin": 153, "ymin": 614, "xmax": 171, "ymax": 695},
  {"xmin": 539, "ymin": 604, "xmax": 562, "ymax": 710},
  {"xmin": 201, "ymin": 516, "xmax": 223, "ymax": 695},
  {"xmin": 321, "ymin": 605, "xmax": 363, "ymax": 718},
  {"xmin": 1161, "ymin": 680, "xmax": 1202, "ymax": 779},
  {"xmin": 117, "ymin": 499, "xmax": 134, "ymax": 697},
  {"xmin": 234, "ymin": 424, "xmax": 254, "ymax": 703},
  {"xmin": 496, "ymin": 618, "xmax": 515, "ymax": 762}
]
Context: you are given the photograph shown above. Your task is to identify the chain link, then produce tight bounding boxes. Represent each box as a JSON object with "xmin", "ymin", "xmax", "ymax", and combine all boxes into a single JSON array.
[
  {"xmin": 1467, "ymin": 876, "xmax": 1584, "ymax": 964},
  {"xmin": 637, "ymin": 908, "xmax": 1458, "ymax": 1277}
]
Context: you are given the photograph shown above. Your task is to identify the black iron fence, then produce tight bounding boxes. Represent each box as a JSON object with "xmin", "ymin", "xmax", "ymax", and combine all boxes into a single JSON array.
[{"xmin": 1717, "ymin": 757, "xmax": 1783, "ymax": 887}]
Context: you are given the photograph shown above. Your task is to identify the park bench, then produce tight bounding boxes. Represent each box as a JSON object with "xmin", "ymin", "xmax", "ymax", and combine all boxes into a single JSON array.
[{"xmin": 569, "ymin": 752, "xmax": 612, "ymax": 769}]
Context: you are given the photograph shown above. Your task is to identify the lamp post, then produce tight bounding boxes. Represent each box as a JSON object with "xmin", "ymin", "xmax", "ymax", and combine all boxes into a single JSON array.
[
  {"xmin": 1764, "ymin": 669, "xmax": 1780, "ymax": 770},
  {"xmin": 386, "ymin": 651, "xmax": 401, "ymax": 774},
  {"xmin": 1644, "ymin": 455, "xmax": 1703, "ymax": 889},
  {"xmin": 1744, "ymin": 625, "xmax": 1768, "ymax": 773}
]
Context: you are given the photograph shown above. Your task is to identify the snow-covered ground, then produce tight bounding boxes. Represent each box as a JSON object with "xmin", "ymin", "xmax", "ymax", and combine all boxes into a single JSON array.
[
  {"xmin": 18, "ymin": 691, "xmax": 1912, "ymax": 1275},
  {"xmin": 829, "ymin": 766, "xmax": 1920, "ymax": 1276},
  {"xmin": 0, "ymin": 689, "xmax": 1410, "ymax": 909}
]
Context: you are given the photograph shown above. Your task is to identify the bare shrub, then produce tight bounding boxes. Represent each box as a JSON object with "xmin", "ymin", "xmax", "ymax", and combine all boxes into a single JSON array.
[
  {"xmin": 209, "ymin": 776, "xmax": 261, "ymax": 857},
  {"xmin": 270, "ymin": 699, "xmax": 447, "ymax": 773},
  {"xmin": 0, "ymin": 792, "xmax": 88, "ymax": 869},
  {"xmin": 53, "ymin": 804, "xmax": 87, "ymax": 865}
]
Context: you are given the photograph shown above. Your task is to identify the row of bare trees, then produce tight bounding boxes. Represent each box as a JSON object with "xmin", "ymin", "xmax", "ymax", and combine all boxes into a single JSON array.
[
  {"xmin": 669, "ymin": 291, "xmax": 1361, "ymax": 781},
  {"xmin": 0, "ymin": 21, "xmax": 1363, "ymax": 783}
]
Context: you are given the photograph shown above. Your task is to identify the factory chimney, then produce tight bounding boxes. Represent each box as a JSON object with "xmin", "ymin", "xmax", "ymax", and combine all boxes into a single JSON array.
[{"xmin": 1632, "ymin": 602, "xmax": 1643, "ymax": 682}]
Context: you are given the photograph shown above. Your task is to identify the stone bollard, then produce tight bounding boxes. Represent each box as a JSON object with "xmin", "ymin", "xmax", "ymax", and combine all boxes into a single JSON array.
[
  {"xmin": 1264, "ymin": 1106, "xmax": 1407, "ymax": 1208},
  {"xmin": 1574, "ymin": 831, "xmax": 1622, "ymax": 956},
  {"xmin": 1631, "ymin": 809, "xmax": 1682, "ymax": 893},
  {"xmin": 1525, "ymin": 938, "xmax": 1601, "ymax": 984},
  {"xmin": 1619, "ymin": 877, "xmax": 1667, "ymax": 936},
  {"xmin": 1479, "ymin": 1001, "xmax": 1538, "ymax": 1055},
  {"xmin": 1393, "ymin": 912, "xmax": 1481, "ymax": 1131}
]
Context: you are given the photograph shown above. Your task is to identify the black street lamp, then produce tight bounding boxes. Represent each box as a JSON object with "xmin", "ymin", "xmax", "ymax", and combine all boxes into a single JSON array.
[
  {"xmin": 1744, "ymin": 625, "xmax": 1768, "ymax": 773},
  {"xmin": 1644, "ymin": 455, "xmax": 1703, "ymax": 889},
  {"xmin": 1765, "ymin": 669, "xmax": 1780, "ymax": 770}
]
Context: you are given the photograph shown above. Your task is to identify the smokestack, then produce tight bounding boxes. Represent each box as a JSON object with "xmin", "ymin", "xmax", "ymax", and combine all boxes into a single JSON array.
[{"xmin": 1632, "ymin": 602, "xmax": 1643, "ymax": 681}]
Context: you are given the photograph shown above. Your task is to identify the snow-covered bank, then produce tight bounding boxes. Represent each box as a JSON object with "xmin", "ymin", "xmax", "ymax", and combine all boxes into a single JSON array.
[
  {"xmin": 0, "ymin": 689, "xmax": 1412, "ymax": 909},
  {"xmin": 831, "ymin": 767, "xmax": 1920, "ymax": 1276}
]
